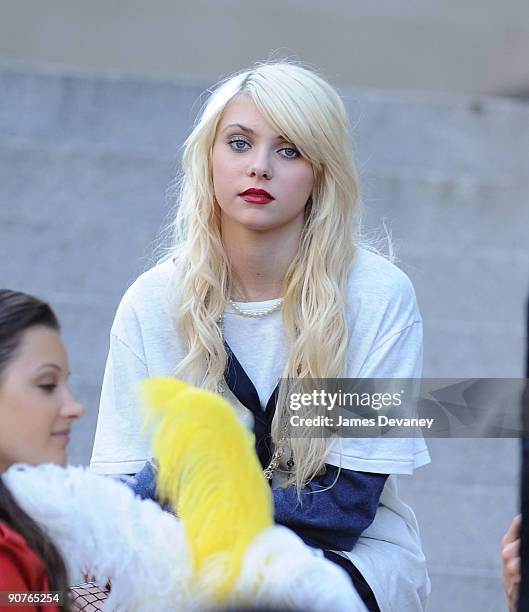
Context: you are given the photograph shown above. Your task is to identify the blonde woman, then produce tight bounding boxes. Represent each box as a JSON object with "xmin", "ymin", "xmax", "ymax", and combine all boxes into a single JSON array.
[{"xmin": 91, "ymin": 62, "xmax": 430, "ymax": 611}]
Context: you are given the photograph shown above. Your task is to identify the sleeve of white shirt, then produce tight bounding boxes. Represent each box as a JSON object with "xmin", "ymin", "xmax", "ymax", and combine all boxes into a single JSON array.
[
  {"xmin": 360, "ymin": 319, "xmax": 423, "ymax": 379},
  {"xmin": 325, "ymin": 276, "xmax": 430, "ymax": 474},
  {"xmin": 90, "ymin": 296, "xmax": 153, "ymax": 476}
]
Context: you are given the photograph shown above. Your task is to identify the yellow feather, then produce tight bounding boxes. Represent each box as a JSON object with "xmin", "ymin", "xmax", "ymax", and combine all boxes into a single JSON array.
[{"xmin": 139, "ymin": 378, "xmax": 273, "ymax": 601}]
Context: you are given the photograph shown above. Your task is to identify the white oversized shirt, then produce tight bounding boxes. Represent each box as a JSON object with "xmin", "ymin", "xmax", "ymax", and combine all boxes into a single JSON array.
[{"xmin": 90, "ymin": 247, "xmax": 430, "ymax": 611}]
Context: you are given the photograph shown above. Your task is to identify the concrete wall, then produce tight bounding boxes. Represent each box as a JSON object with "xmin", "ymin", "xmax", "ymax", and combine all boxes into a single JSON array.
[
  {"xmin": 1, "ymin": 65, "xmax": 528, "ymax": 611},
  {"xmin": 1, "ymin": 0, "xmax": 529, "ymax": 95}
]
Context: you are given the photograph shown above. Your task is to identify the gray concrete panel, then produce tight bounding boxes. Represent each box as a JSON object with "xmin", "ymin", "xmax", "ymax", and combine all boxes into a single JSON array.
[
  {"xmin": 404, "ymin": 481, "xmax": 516, "ymax": 571},
  {"xmin": 401, "ymin": 439, "xmax": 519, "ymax": 489},
  {"xmin": 426, "ymin": 573, "xmax": 507, "ymax": 612},
  {"xmin": 1, "ymin": 1, "xmax": 529, "ymax": 95}
]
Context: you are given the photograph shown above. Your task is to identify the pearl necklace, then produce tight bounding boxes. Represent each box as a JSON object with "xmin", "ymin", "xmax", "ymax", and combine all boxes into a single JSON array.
[{"xmin": 228, "ymin": 298, "xmax": 283, "ymax": 318}]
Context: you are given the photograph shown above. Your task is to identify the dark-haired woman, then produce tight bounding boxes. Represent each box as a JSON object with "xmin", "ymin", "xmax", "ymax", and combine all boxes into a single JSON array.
[{"xmin": 0, "ymin": 289, "xmax": 84, "ymax": 611}]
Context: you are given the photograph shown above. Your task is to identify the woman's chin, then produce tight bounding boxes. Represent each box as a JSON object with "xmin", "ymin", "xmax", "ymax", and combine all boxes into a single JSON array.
[{"xmin": 38, "ymin": 451, "xmax": 67, "ymax": 467}]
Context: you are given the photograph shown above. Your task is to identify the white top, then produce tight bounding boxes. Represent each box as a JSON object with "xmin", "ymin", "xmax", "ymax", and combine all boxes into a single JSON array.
[
  {"xmin": 224, "ymin": 298, "xmax": 286, "ymax": 410},
  {"xmin": 90, "ymin": 247, "xmax": 430, "ymax": 611}
]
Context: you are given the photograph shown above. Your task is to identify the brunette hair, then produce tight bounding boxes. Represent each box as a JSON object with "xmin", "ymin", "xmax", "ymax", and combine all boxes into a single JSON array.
[{"xmin": 0, "ymin": 289, "xmax": 72, "ymax": 610}]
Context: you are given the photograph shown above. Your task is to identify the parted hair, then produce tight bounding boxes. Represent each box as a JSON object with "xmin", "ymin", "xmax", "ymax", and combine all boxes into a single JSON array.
[{"xmin": 168, "ymin": 61, "xmax": 362, "ymax": 491}]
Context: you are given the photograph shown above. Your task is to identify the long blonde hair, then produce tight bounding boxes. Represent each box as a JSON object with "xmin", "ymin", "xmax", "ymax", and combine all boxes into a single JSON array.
[{"xmin": 168, "ymin": 61, "xmax": 362, "ymax": 491}]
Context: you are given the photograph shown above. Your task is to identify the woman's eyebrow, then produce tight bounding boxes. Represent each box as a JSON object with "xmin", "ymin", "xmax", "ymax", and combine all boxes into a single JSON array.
[
  {"xmin": 35, "ymin": 363, "xmax": 71, "ymax": 377},
  {"xmin": 223, "ymin": 123, "xmax": 284, "ymax": 141},
  {"xmin": 36, "ymin": 363, "xmax": 62, "ymax": 372},
  {"xmin": 223, "ymin": 123, "xmax": 255, "ymax": 135}
]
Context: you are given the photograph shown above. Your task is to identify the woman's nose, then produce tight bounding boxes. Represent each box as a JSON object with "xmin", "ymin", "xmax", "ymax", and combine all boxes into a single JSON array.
[
  {"xmin": 62, "ymin": 388, "xmax": 86, "ymax": 420},
  {"xmin": 247, "ymin": 149, "xmax": 273, "ymax": 180}
]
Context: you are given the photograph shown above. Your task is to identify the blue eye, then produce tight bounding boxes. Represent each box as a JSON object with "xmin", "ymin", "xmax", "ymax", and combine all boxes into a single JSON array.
[
  {"xmin": 279, "ymin": 147, "xmax": 300, "ymax": 159},
  {"xmin": 228, "ymin": 137, "xmax": 250, "ymax": 151}
]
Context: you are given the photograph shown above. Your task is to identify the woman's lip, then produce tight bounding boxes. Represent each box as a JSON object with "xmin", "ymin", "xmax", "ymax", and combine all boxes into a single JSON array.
[
  {"xmin": 51, "ymin": 431, "xmax": 70, "ymax": 442},
  {"xmin": 239, "ymin": 194, "xmax": 274, "ymax": 204}
]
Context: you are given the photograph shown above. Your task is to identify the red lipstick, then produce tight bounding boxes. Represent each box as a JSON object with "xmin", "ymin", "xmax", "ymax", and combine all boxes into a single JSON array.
[{"xmin": 238, "ymin": 188, "xmax": 275, "ymax": 205}]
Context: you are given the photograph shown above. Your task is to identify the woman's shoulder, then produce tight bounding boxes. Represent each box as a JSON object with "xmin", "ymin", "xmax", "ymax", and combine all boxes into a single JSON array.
[
  {"xmin": 348, "ymin": 247, "xmax": 418, "ymax": 302},
  {"xmin": 0, "ymin": 521, "xmax": 47, "ymax": 588},
  {"xmin": 125, "ymin": 257, "xmax": 177, "ymax": 303},
  {"xmin": 0, "ymin": 520, "xmax": 29, "ymax": 551},
  {"xmin": 346, "ymin": 247, "xmax": 422, "ymax": 335},
  {"xmin": 111, "ymin": 258, "xmax": 178, "ymax": 331}
]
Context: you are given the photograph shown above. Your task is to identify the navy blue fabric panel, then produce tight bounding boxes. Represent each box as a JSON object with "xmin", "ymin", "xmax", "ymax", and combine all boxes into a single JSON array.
[
  {"xmin": 223, "ymin": 341, "xmax": 279, "ymax": 470},
  {"xmin": 324, "ymin": 550, "xmax": 381, "ymax": 612},
  {"xmin": 127, "ymin": 460, "xmax": 387, "ymax": 553},
  {"xmin": 273, "ymin": 465, "xmax": 388, "ymax": 551},
  {"xmin": 126, "ymin": 461, "xmax": 173, "ymax": 512},
  {"xmin": 127, "ymin": 461, "xmax": 158, "ymax": 500},
  {"xmin": 126, "ymin": 453, "xmax": 387, "ymax": 552}
]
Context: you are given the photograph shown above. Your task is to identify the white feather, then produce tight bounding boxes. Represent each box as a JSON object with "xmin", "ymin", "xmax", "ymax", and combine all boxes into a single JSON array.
[
  {"xmin": 4, "ymin": 464, "xmax": 367, "ymax": 611},
  {"xmin": 3, "ymin": 463, "xmax": 204, "ymax": 611},
  {"xmin": 230, "ymin": 526, "xmax": 367, "ymax": 611}
]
